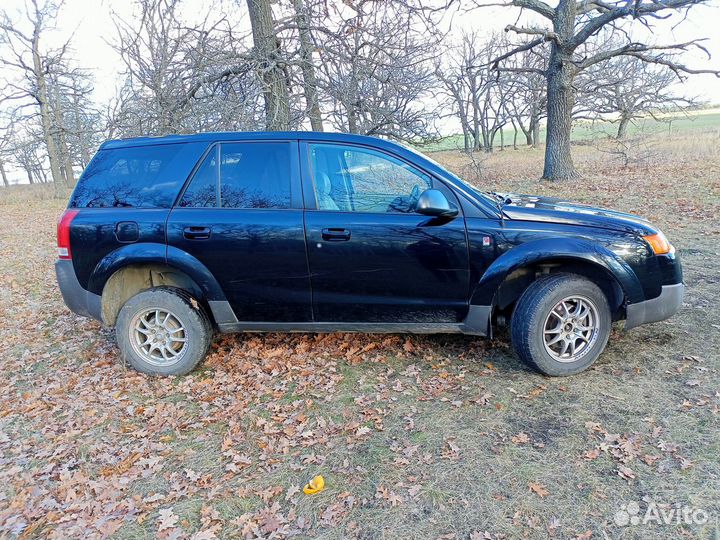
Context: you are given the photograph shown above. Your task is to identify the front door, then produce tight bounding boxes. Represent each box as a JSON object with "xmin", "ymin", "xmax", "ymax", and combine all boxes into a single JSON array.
[
  {"xmin": 301, "ymin": 142, "xmax": 470, "ymax": 323},
  {"xmin": 167, "ymin": 140, "xmax": 312, "ymax": 322}
]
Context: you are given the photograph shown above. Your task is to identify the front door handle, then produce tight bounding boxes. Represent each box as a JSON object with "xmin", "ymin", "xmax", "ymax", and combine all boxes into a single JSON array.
[
  {"xmin": 183, "ymin": 226, "xmax": 211, "ymax": 240},
  {"xmin": 321, "ymin": 228, "xmax": 351, "ymax": 241}
]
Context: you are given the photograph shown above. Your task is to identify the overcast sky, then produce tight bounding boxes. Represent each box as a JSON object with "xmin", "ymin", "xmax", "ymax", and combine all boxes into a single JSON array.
[{"xmin": 3, "ymin": 0, "xmax": 718, "ymax": 106}]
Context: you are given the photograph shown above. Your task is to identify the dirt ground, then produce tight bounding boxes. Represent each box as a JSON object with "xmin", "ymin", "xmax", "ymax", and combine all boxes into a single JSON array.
[{"xmin": 0, "ymin": 135, "xmax": 718, "ymax": 539}]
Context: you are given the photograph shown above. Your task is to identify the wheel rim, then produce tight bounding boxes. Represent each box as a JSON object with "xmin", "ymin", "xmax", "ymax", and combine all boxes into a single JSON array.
[
  {"xmin": 542, "ymin": 295, "xmax": 600, "ymax": 363},
  {"xmin": 129, "ymin": 307, "xmax": 188, "ymax": 367}
]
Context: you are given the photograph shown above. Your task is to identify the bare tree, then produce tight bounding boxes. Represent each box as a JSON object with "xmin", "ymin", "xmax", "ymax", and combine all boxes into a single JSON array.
[
  {"xmin": 112, "ymin": 0, "xmax": 265, "ymax": 136},
  {"xmin": 310, "ymin": 0, "xmax": 441, "ymax": 141},
  {"xmin": 437, "ymin": 32, "xmax": 517, "ymax": 152},
  {"xmin": 0, "ymin": 0, "xmax": 74, "ymax": 196},
  {"xmin": 246, "ymin": 0, "xmax": 291, "ymax": 130},
  {"xmin": 500, "ymin": 48, "xmax": 547, "ymax": 147},
  {"xmin": 0, "ymin": 119, "xmax": 12, "ymax": 187},
  {"xmin": 579, "ymin": 54, "xmax": 698, "ymax": 139},
  {"xmin": 291, "ymin": 0, "xmax": 323, "ymax": 131},
  {"xmin": 472, "ymin": 0, "xmax": 720, "ymax": 180}
]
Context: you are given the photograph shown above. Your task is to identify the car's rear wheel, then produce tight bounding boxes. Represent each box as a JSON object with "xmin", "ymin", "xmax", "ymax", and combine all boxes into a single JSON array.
[
  {"xmin": 116, "ymin": 287, "xmax": 212, "ymax": 375},
  {"xmin": 511, "ymin": 274, "xmax": 611, "ymax": 376}
]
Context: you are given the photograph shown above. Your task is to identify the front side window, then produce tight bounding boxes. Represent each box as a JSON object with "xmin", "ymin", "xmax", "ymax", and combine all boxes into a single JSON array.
[
  {"xmin": 308, "ymin": 143, "xmax": 432, "ymax": 213},
  {"xmin": 178, "ymin": 142, "xmax": 292, "ymax": 209}
]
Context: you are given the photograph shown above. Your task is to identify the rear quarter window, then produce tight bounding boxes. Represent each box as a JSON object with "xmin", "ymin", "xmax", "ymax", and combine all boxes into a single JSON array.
[{"xmin": 70, "ymin": 143, "xmax": 190, "ymax": 208}]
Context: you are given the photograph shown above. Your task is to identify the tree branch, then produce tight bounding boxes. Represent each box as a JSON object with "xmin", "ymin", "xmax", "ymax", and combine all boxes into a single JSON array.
[
  {"xmin": 471, "ymin": 0, "xmax": 555, "ymax": 19},
  {"xmin": 569, "ymin": 0, "xmax": 709, "ymax": 50},
  {"xmin": 489, "ymin": 37, "xmax": 545, "ymax": 70},
  {"xmin": 625, "ymin": 51, "xmax": 720, "ymax": 79},
  {"xmin": 504, "ymin": 24, "xmax": 558, "ymax": 42}
]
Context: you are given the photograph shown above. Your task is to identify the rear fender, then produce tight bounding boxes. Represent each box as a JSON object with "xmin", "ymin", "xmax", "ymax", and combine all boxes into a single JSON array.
[{"xmin": 88, "ymin": 243, "xmax": 226, "ymax": 301}]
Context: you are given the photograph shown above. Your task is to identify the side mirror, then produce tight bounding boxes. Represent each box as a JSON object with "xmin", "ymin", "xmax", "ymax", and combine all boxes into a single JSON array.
[{"xmin": 416, "ymin": 189, "xmax": 458, "ymax": 218}]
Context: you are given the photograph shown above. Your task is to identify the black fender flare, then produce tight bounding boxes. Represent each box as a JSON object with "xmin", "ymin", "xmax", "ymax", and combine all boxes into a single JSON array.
[
  {"xmin": 463, "ymin": 238, "xmax": 644, "ymax": 334},
  {"xmin": 87, "ymin": 243, "xmax": 236, "ymax": 324}
]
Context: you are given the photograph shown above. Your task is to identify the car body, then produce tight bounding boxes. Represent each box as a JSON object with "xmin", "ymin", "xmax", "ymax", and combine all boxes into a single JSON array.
[{"xmin": 55, "ymin": 131, "xmax": 684, "ymax": 376}]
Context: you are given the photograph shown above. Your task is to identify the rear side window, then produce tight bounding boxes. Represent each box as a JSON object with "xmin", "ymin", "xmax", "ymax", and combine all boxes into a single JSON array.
[
  {"xmin": 179, "ymin": 149, "xmax": 218, "ymax": 208},
  {"xmin": 179, "ymin": 142, "xmax": 291, "ymax": 209},
  {"xmin": 70, "ymin": 144, "xmax": 187, "ymax": 208}
]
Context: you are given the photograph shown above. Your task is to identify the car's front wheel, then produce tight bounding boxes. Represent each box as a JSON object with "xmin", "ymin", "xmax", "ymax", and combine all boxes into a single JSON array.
[
  {"xmin": 511, "ymin": 274, "xmax": 611, "ymax": 376},
  {"xmin": 116, "ymin": 287, "xmax": 212, "ymax": 375}
]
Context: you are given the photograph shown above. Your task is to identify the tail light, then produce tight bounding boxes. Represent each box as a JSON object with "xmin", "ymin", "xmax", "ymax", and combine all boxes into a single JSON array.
[{"xmin": 57, "ymin": 209, "xmax": 79, "ymax": 259}]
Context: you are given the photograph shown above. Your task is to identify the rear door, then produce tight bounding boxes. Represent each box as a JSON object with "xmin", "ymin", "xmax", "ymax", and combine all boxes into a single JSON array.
[
  {"xmin": 300, "ymin": 141, "xmax": 470, "ymax": 323},
  {"xmin": 166, "ymin": 140, "xmax": 312, "ymax": 322}
]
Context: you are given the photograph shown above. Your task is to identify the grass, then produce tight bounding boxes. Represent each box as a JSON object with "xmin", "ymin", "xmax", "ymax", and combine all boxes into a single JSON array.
[
  {"xmin": 418, "ymin": 108, "xmax": 720, "ymax": 153},
  {"xmin": 0, "ymin": 131, "xmax": 719, "ymax": 539}
]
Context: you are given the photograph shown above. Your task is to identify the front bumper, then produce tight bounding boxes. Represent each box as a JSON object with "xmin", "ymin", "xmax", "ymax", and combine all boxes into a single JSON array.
[
  {"xmin": 55, "ymin": 259, "xmax": 103, "ymax": 321},
  {"xmin": 625, "ymin": 283, "xmax": 684, "ymax": 330}
]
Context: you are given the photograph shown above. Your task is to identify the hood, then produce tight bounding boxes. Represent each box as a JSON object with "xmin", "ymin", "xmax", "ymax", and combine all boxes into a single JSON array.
[{"xmin": 498, "ymin": 193, "xmax": 657, "ymax": 235}]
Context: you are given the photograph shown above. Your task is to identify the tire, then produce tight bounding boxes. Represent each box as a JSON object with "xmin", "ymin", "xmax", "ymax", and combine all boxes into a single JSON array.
[
  {"xmin": 510, "ymin": 273, "xmax": 611, "ymax": 376},
  {"xmin": 116, "ymin": 287, "xmax": 212, "ymax": 376}
]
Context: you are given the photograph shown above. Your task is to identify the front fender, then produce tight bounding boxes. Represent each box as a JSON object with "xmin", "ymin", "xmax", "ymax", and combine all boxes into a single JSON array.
[
  {"xmin": 87, "ymin": 242, "xmax": 227, "ymax": 303},
  {"xmin": 469, "ymin": 238, "xmax": 645, "ymax": 307}
]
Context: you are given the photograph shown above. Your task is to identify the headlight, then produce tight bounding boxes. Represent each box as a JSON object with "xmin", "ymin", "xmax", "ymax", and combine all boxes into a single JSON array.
[{"xmin": 642, "ymin": 231, "xmax": 672, "ymax": 255}]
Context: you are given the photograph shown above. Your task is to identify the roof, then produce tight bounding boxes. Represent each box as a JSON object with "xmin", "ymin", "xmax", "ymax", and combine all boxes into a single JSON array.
[{"xmin": 100, "ymin": 131, "xmax": 402, "ymax": 150}]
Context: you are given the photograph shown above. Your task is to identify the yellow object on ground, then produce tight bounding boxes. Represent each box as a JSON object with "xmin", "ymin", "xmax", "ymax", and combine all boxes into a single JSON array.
[{"xmin": 303, "ymin": 475, "xmax": 325, "ymax": 495}]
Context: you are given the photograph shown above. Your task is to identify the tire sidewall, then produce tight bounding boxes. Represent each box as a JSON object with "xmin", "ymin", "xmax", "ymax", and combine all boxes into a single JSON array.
[
  {"xmin": 514, "ymin": 275, "xmax": 612, "ymax": 376},
  {"xmin": 116, "ymin": 288, "xmax": 211, "ymax": 376}
]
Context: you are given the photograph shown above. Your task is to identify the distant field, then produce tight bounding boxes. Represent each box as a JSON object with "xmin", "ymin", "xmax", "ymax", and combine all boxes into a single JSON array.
[{"xmin": 420, "ymin": 109, "xmax": 720, "ymax": 153}]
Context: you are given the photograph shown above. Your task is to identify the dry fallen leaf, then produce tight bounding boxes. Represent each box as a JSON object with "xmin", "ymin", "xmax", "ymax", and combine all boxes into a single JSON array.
[
  {"xmin": 617, "ymin": 465, "xmax": 636, "ymax": 481},
  {"xmin": 528, "ymin": 482, "xmax": 549, "ymax": 498},
  {"xmin": 158, "ymin": 508, "xmax": 179, "ymax": 532}
]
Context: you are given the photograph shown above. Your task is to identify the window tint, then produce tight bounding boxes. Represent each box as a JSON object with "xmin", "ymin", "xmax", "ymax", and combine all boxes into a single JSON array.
[
  {"xmin": 309, "ymin": 144, "xmax": 431, "ymax": 213},
  {"xmin": 70, "ymin": 144, "xmax": 185, "ymax": 208},
  {"xmin": 220, "ymin": 143, "xmax": 291, "ymax": 208},
  {"xmin": 179, "ymin": 149, "xmax": 217, "ymax": 207},
  {"xmin": 177, "ymin": 142, "xmax": 292, "ymax": 209}
]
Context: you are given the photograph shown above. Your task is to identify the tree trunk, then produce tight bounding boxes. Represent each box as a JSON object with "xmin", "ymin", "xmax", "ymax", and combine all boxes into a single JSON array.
[
  {"xmin": 246, "ymin": 0, "xmax": 290, "ymax": 131},
  {"xmin": 54, "ymin": 88, "xmax": 76, "ymax": 187},
  {"xmin": 532, "ymin": 117, "xmax": 540, "ymax": 148},
  {"xmin": 543, "ymin": 51, "xmax": 577, "ymax": 179},
  {"xmin": 73, "ymin": 92, "xmax": 91, "ymax": 167},
  {"xmin": 292, "ymin": 0, "xmax": 323, "ymax": 131},
  {"xmin": 542, "ymin": 0, "xmax": 578, "ymax": 180},
  {"xmin": 0, "ymin": 159, "xmax": 9, "ymax": 187},
  {"xmin": 347, "ymin": 102, "xmax": 359, "ymax": 134},
  {"xmin": 616, "ymin": 112, "xmax": 631, "ymax": 139},
  {"xmin": 32, "ymin": 24, "xmax": 65, "ymax": 196}
]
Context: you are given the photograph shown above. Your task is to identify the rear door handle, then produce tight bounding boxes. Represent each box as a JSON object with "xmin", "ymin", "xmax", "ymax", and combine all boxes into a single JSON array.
[
  {"xmin": 321, "ymin": 228, "xmax": 351, "ymax": 241},
  {"xmin": 183, "ymin": 226, "xmax": 211, "ymax": 240}
]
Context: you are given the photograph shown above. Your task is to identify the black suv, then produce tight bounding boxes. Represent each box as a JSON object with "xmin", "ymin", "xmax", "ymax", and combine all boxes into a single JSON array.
[{"xmin": 56, "ymin": 132, "xmax": 684, "ymax": 376}]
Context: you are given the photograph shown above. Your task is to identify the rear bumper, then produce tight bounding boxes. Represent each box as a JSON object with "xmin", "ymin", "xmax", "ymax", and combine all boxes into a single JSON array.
[
  {"xmin": 625, "ymin": 283, "xmax": 684, "ymax": 330},
  {"xmin": 55, "ymin": 260, "xmax": 102, "ymax": 321}
]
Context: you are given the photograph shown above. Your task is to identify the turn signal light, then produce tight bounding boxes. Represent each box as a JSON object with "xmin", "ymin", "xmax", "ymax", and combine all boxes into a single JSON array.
[{"xmin": 643, "ymin": 232, "xmax": 671, "ymax": 255}]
